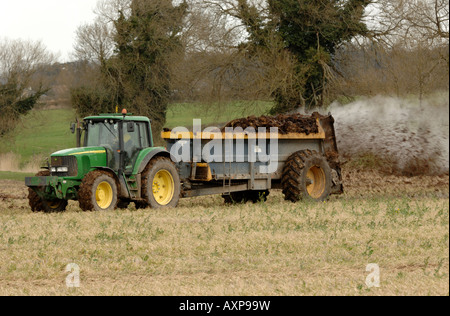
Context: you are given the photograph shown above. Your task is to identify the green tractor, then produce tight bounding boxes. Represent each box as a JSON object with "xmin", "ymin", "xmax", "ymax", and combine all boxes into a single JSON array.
[{"xmin": 25, "ymin": 110, "xmax": 181, "ymax": 213}]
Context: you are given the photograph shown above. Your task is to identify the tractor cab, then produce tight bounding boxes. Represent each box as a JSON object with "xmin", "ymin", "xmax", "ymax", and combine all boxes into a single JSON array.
[{"xmin": 75, "ymin": 112, "xmax": 153, "ymax": 175}]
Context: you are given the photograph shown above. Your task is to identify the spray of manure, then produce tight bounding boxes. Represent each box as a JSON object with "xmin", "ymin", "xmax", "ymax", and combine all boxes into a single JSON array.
[{"xmin": 326, "ymin": 94, "xmax": 449, "ymax": 176}]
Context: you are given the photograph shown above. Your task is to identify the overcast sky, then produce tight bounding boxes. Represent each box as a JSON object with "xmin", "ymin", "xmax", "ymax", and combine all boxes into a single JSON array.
[{"xmin": 0, "ymin": 0, "xmax": 98, "ymax": 62}]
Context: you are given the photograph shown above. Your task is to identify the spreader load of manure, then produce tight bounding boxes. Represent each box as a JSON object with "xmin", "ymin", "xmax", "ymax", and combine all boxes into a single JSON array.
[{"xmin": 223, "ymin": 113, "xmax": 324, "ymax": 135}]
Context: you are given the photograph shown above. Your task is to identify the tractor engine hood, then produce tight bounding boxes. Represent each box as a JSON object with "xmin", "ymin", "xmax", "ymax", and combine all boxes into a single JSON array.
[
  {"xmin": 51, "ymin": 147, "xmax": 107, "ymax": 157},
  {"xmin": 49, "ymin": 147, "xmax": 109, "ymax": 179}
]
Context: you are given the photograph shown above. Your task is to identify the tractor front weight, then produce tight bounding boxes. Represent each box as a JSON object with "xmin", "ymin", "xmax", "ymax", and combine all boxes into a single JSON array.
[{"xmin": 26, "ymin": 176, "xmax": 80, "ymax": 200}]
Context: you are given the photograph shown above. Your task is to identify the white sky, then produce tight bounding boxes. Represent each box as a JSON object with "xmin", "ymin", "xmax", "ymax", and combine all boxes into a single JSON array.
[{"xmin": 0, "ymin": 0, "xmax": 98, "ymax": 62}]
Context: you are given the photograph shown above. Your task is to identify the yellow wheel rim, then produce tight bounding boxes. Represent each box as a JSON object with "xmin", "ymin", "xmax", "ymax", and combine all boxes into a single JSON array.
[
  {"xmin": 152, "ymin": 170, "xmax": 175, "ymax": 206},
  {"xmin": 306, "ymin": 166, "xmax": 326, "ymax": 199},
  {"xmin": 96, "ymin": 181, "xmax": 113, "ymax": 209},
  {"xmin": 48, "ymin": 200, "xmax": 60, "ymax": 209}
]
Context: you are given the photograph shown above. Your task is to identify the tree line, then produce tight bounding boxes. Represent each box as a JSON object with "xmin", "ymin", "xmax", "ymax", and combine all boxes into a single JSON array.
[{"xmin": 0, "ymin": 0, "xmax": 449, "ymax": 136}]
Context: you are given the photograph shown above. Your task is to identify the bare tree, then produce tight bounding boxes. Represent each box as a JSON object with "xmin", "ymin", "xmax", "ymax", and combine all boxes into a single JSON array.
[
  {"xmin": 172, "ymin": 0, "xmax": 306, "ymax": 115},
  {"xmin": 332, "ymin": 0, "xmax": 449, "ymax": 101},
  {"xmin": 73, "ymin": 19, "xmax": 115, "ymax": 66},
  {"xmin": 0, "ymin": 38, "xmax": 55, "ymax": 135}
]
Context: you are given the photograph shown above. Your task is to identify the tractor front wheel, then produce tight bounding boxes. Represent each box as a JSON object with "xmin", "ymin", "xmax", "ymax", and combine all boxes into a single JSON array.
[
  {"xmin": 142, "ymin": 157, "xmax": 180, "ymax": 209},
  {"xmin": 78, "ymin": 170, "xmax": 118, "ymax": 212},
  {"xmin": 28, "ymin": 170, "xmax": 68, "ymax": 213}
]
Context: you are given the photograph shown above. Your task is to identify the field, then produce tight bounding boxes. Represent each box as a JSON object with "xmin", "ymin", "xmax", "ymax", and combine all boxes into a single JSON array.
[
  {"xmin": 0, "ymin": 100, "xmax": 448, "ymax": 296},
  {"xmin": 0, "ymin": 168, "xmax": 448, "ymax": 296},
  {"xmin": 0, "ymin": 102, "xmax": 273, "ymax": 171}
]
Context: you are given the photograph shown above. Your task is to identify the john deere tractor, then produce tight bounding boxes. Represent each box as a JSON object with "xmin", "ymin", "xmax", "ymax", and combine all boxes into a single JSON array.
[{"xmin": 26, "ymin": 110, "xmax": 180, "ymax": 213}]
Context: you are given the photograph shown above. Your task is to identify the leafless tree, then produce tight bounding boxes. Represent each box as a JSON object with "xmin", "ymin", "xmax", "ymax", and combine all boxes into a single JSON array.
[
  {"xmin": 172, "ymin": 0, "xmax": 303, "ymax": 114},
  {"xmin": 332, "ymin": 0, "xmax": 449, "ymax": 102},
  {"xmin": 73, "ymin": 19, "xmax": 115, "ymax": 66},
  {"xmin": 0, "ymin": 38, "xmax": 55, "ymax": 135}
]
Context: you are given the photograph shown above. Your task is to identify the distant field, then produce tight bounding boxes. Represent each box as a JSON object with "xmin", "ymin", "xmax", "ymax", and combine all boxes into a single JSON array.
[
  {"xmin": 0, "ymin": 172, "xmax": 35, "ymax": 181},
  {"xmin": 0, "ymin": 109, "xmax": 76, "ymax": 168},
  {"xmin": 0, "ymin": 101, "xmax": 272, "ymax": 173},
  {"xmin": 0, "ymin": 169, "xmax": 448, "ymax": 296},
  {"xmin": 166, "ymin": 101, "xmax": 273, "ymax": 128}
]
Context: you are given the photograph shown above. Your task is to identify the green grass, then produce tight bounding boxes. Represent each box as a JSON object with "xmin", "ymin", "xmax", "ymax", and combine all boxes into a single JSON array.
[
  {"xmin": 0, "ymin": 171, "xmax": 35, "ymax": 181},
  {"xmin": 0, "ymin": 109, "xmax": 76, "ymax": 166},
  {"xmin": 0, "ymin": 101, "xmax": 273, "ymax": 168},
  {"xmin": 0, "ymin": 187, "xmax": 448, "ymax": 296},
  {"xmin": 166, "ymin": 101, "xmax": 273, "ymax": 128}
]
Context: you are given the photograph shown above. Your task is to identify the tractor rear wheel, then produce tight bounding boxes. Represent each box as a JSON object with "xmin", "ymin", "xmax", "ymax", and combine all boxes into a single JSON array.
[
  {"xmin": 282, "ymin": 150, "xmax": 332, "ymax": 202},
  {"xmin": 28, "ymin": 170, "xmax": 68, "ymax": 213},
  {"xmin": 78, "ymin": 170, "xmax": 118, "ymax": 212},
  {"xmin": 142, "ymin": 157, "xmax": 180, "ymax": 209}
]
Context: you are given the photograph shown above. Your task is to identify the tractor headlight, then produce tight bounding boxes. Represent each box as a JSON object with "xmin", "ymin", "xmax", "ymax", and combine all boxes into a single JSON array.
[
  {"xmin": 50, "ymin": 167, "xmax": 57, "ymax": 173},
  {"xmin": 57, "ymin": 167, "xmax": 69, "ymax": 173}
]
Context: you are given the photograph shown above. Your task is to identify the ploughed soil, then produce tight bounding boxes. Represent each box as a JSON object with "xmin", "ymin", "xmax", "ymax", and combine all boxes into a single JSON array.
[
  {"xmin": 1, "ymin": 170, "xmax": 448, "ymax": 208},
  {"xmin": 223, "ymin": 113, "xmax": 323, "ymax": 135}
]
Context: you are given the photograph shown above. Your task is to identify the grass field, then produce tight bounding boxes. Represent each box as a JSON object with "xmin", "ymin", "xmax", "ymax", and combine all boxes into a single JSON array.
[
  {"xmin": 0, "ymin": 102, "xmax": 272, "ymax": 173},
  {"xmin": 0, "ymin": 109, "xmax": 76, "ymax": 167},
  {"xmin": 166, "ymin": 101, "xmax": 273, "ymax": 128},
  {"xmin": 0, "ymin": 100, "xmax": 448, "ymax": 296},
  {"xmin": 0, "ymin": 172, "xmax": 35, "ymax": 182},
  {"xmin": 0, "ymin": 169, "xmax": 448, "ymax": 296}
]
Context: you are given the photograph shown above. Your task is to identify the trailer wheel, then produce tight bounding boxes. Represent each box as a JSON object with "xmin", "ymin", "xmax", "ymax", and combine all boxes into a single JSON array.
[
  {"xmin": 142, "ymin": 157, "xmax": 180, "ymax": 209},
  {"xmin": 78, "ymin": 170, "xmax": 118, "ymax": 212},
  {"xmin": 28, "ymin": 170, "xmax": 68, "ymax": 213},
  {"xmin": 282, "ymin": 150, "xmax": 332, "ymax": 202}
]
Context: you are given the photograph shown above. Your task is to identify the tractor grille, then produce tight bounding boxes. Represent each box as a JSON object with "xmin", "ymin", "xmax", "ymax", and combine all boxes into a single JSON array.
[{"xmin": 50, "ymin": 156, "xmax": 78, "ymax": 177}]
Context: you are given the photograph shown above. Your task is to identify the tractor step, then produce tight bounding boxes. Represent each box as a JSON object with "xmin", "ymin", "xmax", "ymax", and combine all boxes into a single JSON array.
[{"xmin": 124, "ymin": 175, "xmax": 141, "ymax": 199}]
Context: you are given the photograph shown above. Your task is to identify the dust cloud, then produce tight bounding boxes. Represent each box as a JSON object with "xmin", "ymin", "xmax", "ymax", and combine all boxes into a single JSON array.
[{"xmin": 327, "ymin": 94, "xmax": 449, "ymax": 176}]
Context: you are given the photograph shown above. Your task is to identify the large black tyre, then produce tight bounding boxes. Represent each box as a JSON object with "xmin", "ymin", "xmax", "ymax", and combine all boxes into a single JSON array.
[
  {"xmin": 282, "ymin": 150, "xmax": 332, "ymax": 202},
  {"xmin": 28, "ymin": 170, "xmax": 68, "ymax": 213},
  {"xmin": 142, "ymin": 157, "xmax": 181, "ymax": 209},
  {"xmin": 78, "ymin": 170, "xmax": 118, "ymax": 212}
]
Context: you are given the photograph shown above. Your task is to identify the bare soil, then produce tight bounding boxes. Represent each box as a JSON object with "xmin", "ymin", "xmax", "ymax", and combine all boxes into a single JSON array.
[{"xmin": 1, "ymin": 168, "xmax": 448, "ymax": 206}]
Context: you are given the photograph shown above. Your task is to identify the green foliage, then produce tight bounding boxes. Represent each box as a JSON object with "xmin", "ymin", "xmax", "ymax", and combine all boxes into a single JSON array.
[
  {"xmin": 70, "ymin": 85, "xmax": 116, "ymax": 118},
  {"xmin": 237, "ymin": 0, "xmax": 371, "ymax": 112},
  {"xmin": 111, "ymin": 0, "xmax": 187, "ymax": 132},
  {"xmin": 0, "ymin": 82, "xmax": 47, "ymax": 136}
]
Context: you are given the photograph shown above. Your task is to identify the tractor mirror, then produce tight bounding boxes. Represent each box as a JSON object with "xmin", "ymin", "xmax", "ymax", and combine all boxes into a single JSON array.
[
  {"xmin": 127, "ymin": 122, "xmax": 135, "ymax": 133},
  {"xmin": 70, "ymin": 123, "xmax": 76, "ymax": 134}
]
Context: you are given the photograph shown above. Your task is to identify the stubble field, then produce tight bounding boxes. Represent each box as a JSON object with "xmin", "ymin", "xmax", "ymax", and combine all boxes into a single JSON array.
[{"xmin": 0, "ymin": 168, "xmax": 448, "ymax": 296}]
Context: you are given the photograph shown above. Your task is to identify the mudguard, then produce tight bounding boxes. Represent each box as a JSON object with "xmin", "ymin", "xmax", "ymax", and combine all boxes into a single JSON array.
[{"xmin": 134, "ymin": 147, "xmax": 176, "ymax": 175}]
